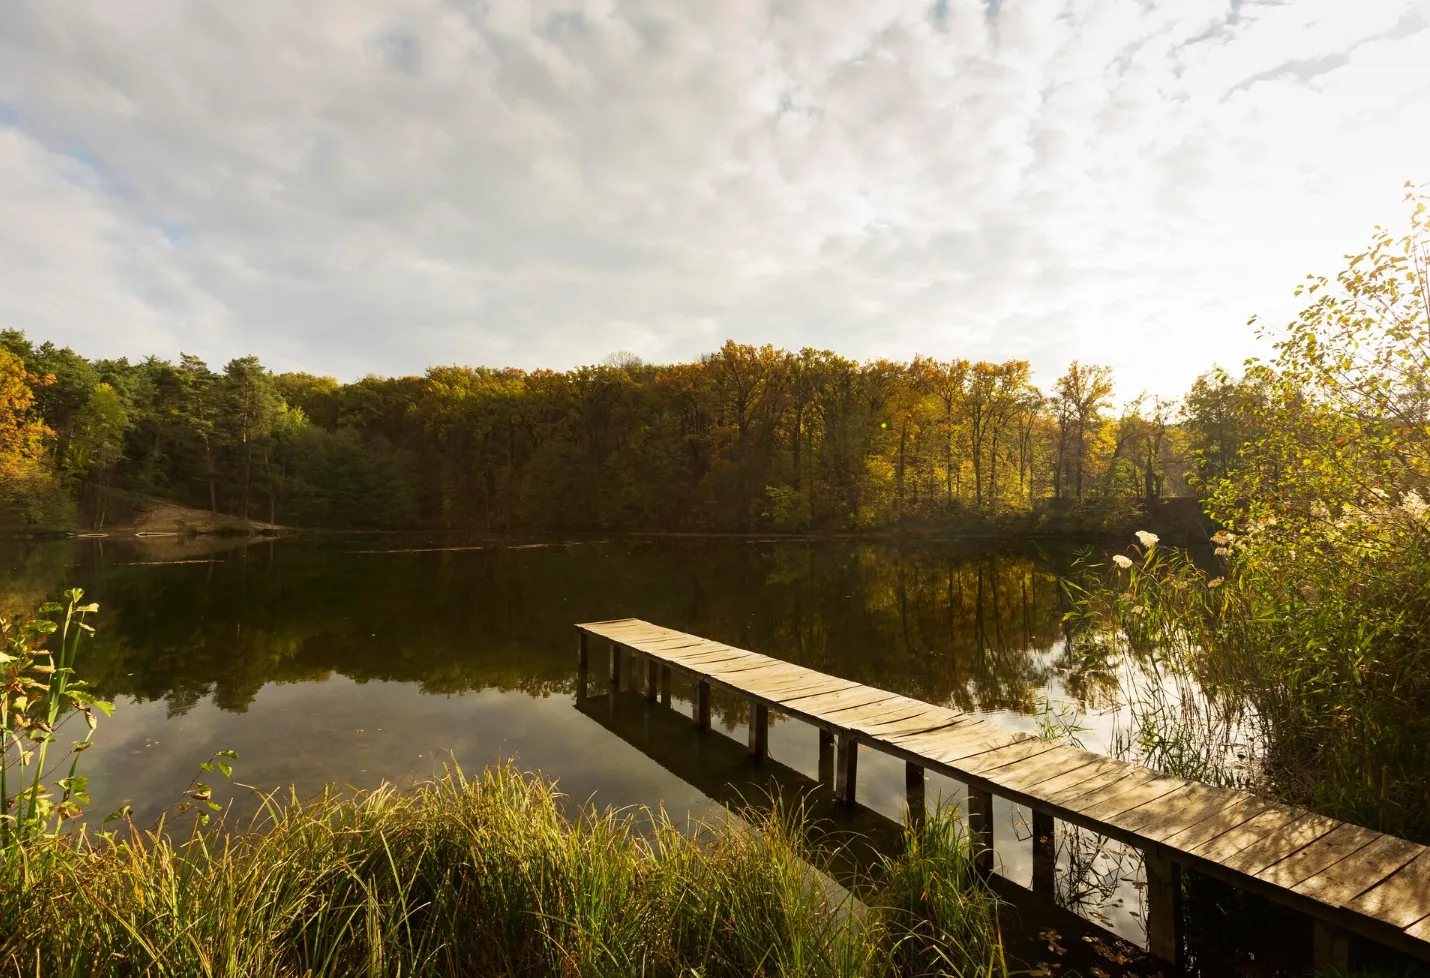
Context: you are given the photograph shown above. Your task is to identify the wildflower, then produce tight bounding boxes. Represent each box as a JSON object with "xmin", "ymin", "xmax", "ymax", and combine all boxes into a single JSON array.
[
  {"xmin": 1130, "ymin": 605, "xmax": 1145, "ymax": 617},
  {"xmin": 1402, "ymin": 491, "xmax": 1427, "ymax": 518},
  {"xmin": 1207, "ymin": 577, "xmax": 1224, "ymax": 588},
  {"xmin": 1210, "ymin": 530, "xmax": 1231, "ymax": 546},
  {"xmin": 1112, "ymin": 554, "xmax": 1133, "ymax": 569},
  {"xmin": 1214, "ymin": 546, "xmax": 1230, "ymax": 556},
  {"xmin": 1134, "ymin": 530, "xmax": 1159, "ymax": 550}
]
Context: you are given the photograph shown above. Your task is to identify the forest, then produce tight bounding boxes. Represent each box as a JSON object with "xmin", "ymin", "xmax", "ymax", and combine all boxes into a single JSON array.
[{"xmin": 0, "ymin": 331, "xmax": 1260, "ymax": 535}]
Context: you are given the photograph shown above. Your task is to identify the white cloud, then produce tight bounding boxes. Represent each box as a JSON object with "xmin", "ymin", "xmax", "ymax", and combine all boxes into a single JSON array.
[{"xmin": 1, "ymin": 0, "xmax": 1427, "ymax": 396}]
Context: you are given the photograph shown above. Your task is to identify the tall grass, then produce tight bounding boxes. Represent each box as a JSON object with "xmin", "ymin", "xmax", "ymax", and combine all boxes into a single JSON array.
[
  {"xmin": 0, "ymin": 763, "xmax": 1006, "ymax": 978},
  {"xmin": 1065, "ymin": 531, "xmax": 1430, "ymax": 842}
]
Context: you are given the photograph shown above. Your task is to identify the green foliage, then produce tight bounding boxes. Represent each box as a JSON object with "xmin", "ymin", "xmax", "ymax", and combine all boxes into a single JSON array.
[
  {"xmin": 0, "ymin": 589, "xmax": 112, "ymax": 850},
  {"xmin": 0, "ymin": 763, "xmax": 1008, "ymax": 978},
  {"xmin": 0, "ymin": 328, "xmax": 1201, "ymax": 534},
  {"xmin": 1071, "ymin": 187, "xmax": 1430, "ymax": 841}
]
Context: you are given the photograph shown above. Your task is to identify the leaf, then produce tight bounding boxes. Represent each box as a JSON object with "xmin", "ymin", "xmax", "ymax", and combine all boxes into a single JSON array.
[
  {"xmin": 37, "ymin": 602, "xmax": 63, "ymax": 614},
  {"xmin": 216, "ymin": 761, "xmax": 232, "ymax": 778},
  {"xmin": 200, "ymin": 761, "xmax": 213, "ymax": 772},
  {"xmin": 218, "ymin": 749, "xmax": 239, "ymax": 760},
  {"xmin": 103, "ymin": 804, "xmax": 132, "ymax": 824}
]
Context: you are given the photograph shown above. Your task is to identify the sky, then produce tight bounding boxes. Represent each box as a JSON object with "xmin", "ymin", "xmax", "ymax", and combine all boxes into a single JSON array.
[{"xmin": 1, "ymin": 0, "xmax": 1428, "ymax": 398}]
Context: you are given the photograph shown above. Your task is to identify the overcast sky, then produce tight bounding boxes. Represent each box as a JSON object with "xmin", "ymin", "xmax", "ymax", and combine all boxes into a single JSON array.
[{"xmin": 2, "ymin": 0, "xmax": 1427, "ymax": 397}]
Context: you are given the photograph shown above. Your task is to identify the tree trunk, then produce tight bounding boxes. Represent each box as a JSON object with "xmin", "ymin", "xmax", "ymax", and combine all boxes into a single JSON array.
[{"xmin": 204, "ymin": 439, "xmax": 218, "ymax": 517}]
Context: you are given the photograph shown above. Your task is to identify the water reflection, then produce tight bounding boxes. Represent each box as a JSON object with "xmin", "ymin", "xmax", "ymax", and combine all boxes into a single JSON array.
[
  {"xmin": 0, "ymin": 535, "xmax": 1332, "ymax": 975},
  {"xmin": 4, "ymin": 536, "xmax": 1087, "ymax": 723}
]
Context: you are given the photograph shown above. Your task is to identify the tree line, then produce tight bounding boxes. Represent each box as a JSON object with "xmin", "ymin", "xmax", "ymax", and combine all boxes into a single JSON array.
[{"xmin": 0, "ymin": 330, "xmax": 1267, "ymax": 534}]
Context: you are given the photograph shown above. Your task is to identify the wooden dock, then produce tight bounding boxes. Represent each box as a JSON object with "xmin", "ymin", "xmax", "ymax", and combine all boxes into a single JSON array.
[{"xmin": 576, "ymin": 618, "xmax": 1430, "ymax": 970}]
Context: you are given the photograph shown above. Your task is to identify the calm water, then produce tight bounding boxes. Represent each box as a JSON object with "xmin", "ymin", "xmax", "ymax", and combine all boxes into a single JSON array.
[{"xmin": 1, "ymin": 534, "xmax": 1301, "ymax": 974}]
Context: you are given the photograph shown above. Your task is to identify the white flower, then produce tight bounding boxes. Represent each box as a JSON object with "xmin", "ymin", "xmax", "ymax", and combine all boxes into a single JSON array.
[
  {"xmin": 1134, "ymin": 530, "xmax": 1159, "ymax": 550},
  {"xmin": 1112, "ymin": 554, "xmax": 1133, "ymax": 569},
  {"xmin": 1130, "ymin": 605, "xmax": 1146, "ymax": 616},
  {"xmin": 1402, "ymin": 491, "xmax": 1427, "ymax": 519},
  {"xmin": 1214, "ymin": 547, "xmax": 1230, "ymax": 557},
  {"xmin": 1210, "ymin": 530, "xmax": 1231, "ymax": 546}
]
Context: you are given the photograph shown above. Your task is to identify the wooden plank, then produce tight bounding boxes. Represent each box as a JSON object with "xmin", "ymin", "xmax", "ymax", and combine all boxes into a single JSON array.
[
  {"xmin": 1146, "ymin": 852, "xmax": 1182, "ymax": 964},
  {"xmin": 906, "ymin": 762, "xmax": 925, "ymax": 829},
  {"xmin": 631, "ymin": 636, "xmax": 708, "ymax": 652},
  {"xmin": 741, "ymin": 675, "xmax": 859, "ymax": 700},
  {"xmin": 835, "ymin": 731, "xmax": 858, "ymax": 804},
  {"xmin": 969, "ymin": 786, "xmax": 994, "ymax": 874},
  {"xmin": 889, "ymin": 721, "xmax": 1010, "ymax": 760},
  {"xmin": 1219, "ymin": 812, "xmax": 1342, "ymax": 877},
  {"xmin": 1292, "ymin": 834, "xmax": 1423, "ymax": 908},
  {"xmin": 846, "ymin": 701, "xmax": 952, "ymax": 732},
  {"xmin": 820, "ymin": 694, "xmax": 928, "ymax": 725},
  {"xmin": 1112, "ymin": 783, "xmax": 1247, "ymax": 841},
  {"xmin": 1406, "ymin": 913, "xmax": 1430, "ymax": 943},
  {"xmin": 693, "ymin": 650, "xmax": 777, "ymax": 668},
  {"xmin": 1077, "ymin": 776, "xmax": 1191, "ymax": 823},
  {"xmin": 1157, "ymin": 793, "xmax": 1274, "ymax": 851},
  {"xmin": 958, "ymin": 738, "xmax": 1064, "ymax": 777},
  {"xmin": 1032, "ymin": 808, "xmax": 1055, "ymax": 894},
  {"xmin": 992, "ymin": 751, "xmax": 1120, "ymax": 797},
  {"xmin": 1344, "ymin": 851, "xmax": 1430, "ymax": 931},
  {"xmin": 858, "ymin": 709, "xmax": 967, "ymax": 739},
  {"xmin": 923, "ymin": 727, "xmax": 1028, "ymax": 767},
  {"xmin": 732, "ymin": 666, "xmax": 839, "ymax": 690},
  {"xmin": 1042, "ymin": 766, "xmax": 1159, "ymax": 811},
  {"xmin": 700, "ymin": 656, "xmax": 784, "ymax": 675},
  {"xmin": 1189, "ymin": 805, "xmax": 1306, "ymax": 865},
  {"xmin": 748, "ymin": 703, "xmax": 769, "ymax": 759},
  {"xmin": 711, "ymin": 665, "xmax": 811, "ymax": 688},
  {"xmin": 978, "ymin": 743, "xmax": 1089, "ymax": 781},
  {"xmin": 1255, "ymin": 822, "xmax": 1382, "ymax": 890},
  {"xmin": 782, "ymin": 686, "xmax": 901, "ymax": 716}
]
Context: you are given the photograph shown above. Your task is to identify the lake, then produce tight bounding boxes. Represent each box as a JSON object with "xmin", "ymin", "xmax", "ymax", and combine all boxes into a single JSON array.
[{"xmin": 1, "ymin": 533, "xmax": 1288, "ymax": 974}]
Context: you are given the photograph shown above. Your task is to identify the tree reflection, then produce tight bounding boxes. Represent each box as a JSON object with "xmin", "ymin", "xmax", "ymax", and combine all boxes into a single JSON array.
[{"xmin": 6, "ymin": 537, "xmax": 1082, "ymax": 720}]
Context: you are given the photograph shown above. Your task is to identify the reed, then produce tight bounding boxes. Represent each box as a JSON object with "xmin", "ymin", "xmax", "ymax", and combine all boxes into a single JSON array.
[{"xmin": 0, "ymin": 763, "xmax": 1007, "ymax": 978}]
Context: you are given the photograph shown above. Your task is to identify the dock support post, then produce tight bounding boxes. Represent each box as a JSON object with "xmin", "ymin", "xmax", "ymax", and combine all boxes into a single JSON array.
[
  {"xmin": 645, "ymin": 658, "xmax": 658, "ymax": 701},
  {"xmin": 1032, "ymin": 809, "xmax": 1055, "ymax": 895},
  {"xmin": 576, "ymin": 632, "xmax": 588, "ymax": 704},
  {"xmin": 905, "ymin": 762, "xmax": 925, "ymax": 831},
  {"xmin": 748, "ymin": 703, "xmax": 768, "ymax": 759},
  {"xmin": 659, "ymin": 666, "xmax": 671, "ymax": 706},
  {"xmin": 1313, "ymin": 921, "xmax": 1351, "ymax": 972},
  {"xmin": 693, "ymin": 680, "xmax": 710, "ymax": 730},
  {"xmin": 968, "ymin": 786, "xmax": 994, "ymax": 876},
  {"xmin": 834, "ymin": 732, "xmax": 858, "ymax": 805},
  {"xmin": 818, "ymin": 729, "xmax": 834, "ymax": 785},
  {"xmin": 1145, "ymin": 852, "xmax": 1182, "ymax": 965},
  {"xmin": 608, "ymin": 642, "xmax": 621, "ymax": 689}
]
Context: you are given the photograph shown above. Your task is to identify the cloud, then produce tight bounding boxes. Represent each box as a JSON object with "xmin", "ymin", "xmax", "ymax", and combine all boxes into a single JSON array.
[{"xmin": 1, "ymin": 0, "xmax": 1427, "ymax": 397}]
